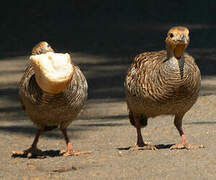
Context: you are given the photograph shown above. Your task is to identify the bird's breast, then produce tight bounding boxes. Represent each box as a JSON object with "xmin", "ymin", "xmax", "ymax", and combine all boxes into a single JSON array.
[{"xmin": 126, "ymin": 57, "xmax": 200, "ymax": 104}]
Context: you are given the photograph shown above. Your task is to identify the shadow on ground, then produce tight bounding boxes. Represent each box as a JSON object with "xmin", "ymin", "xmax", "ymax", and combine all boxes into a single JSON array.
[{"xmin": 117, "ymin": 144, "xmax": 175, "ymax": 151}]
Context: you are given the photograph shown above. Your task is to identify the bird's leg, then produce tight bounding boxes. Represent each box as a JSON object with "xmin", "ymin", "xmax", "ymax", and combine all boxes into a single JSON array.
[
  {"xmin": 60, "ymin": 128, "xmax": 91, "ymax": 156},
  {"xmin": 130, "ymin": 115, "xmax": 157, "ymax": 151},
  {"xmin": 136, "ymin": 126, "xmax": 145, "ymax": 147},
  {"xmin": 12, "ymin": 129, "xmax": 43, "ymax": 157},
  {"xmin": 170, "ymin": 115, "xmax": 204, "ymax": 150}
]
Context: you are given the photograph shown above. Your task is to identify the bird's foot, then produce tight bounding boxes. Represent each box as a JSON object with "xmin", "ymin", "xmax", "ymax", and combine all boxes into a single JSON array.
[
  {"xmin": 12, "ymin": 147, "xmax": 44, "ymax": 158},
  {"xmin": 129, "ymin": 144, "xmax": 157, "ymax": 151},
  {"xmin": 170, "ymin": 143, "xmax": 204, "ymax": 150},
  {"xmin": 60, "ymin": 149, "xmax": 92, "ymax": 156}
]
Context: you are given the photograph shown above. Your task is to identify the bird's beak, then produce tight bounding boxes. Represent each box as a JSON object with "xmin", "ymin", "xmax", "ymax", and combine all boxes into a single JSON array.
[{"xmin": 173, "ymin": 34, "xmax": 189, "ymax": 59}]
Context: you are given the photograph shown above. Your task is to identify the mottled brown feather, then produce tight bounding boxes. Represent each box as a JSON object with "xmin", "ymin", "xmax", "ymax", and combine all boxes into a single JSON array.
[
  {"xmin": 124, "ymin": 27, "xmax": 202, "ymax": 150},
  {"xmin": 19, "ymin": 45, "xmax": 87, "ymax": 130},
  {"xmin": 125, "ymin": 48, "xmax": 200, "ymax": 118}
]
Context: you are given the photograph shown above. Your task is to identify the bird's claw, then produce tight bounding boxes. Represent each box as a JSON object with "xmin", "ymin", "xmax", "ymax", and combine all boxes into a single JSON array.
[
  {"xmin": 12, "ymin": 147, "xmax": 44, "ymax": 158},
  {"xmin": 170, "ymin": 143, "xmax": 204, "ymax": 150},
  {"xmin": 60, "ymin": 149, "xmax": 92, "ymax": 156},
  {"xmin": 129, "ymin": 144, "xmax": 157, "ymax": 151}
]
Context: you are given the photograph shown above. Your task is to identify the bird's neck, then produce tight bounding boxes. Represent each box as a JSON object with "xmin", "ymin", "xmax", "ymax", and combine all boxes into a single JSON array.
[
  {"xmin": 164, "ymin": 50, "xmax": 185, "ymax": 79},
  {"xmin": 166, "ymin": 48, "xmax": 175, "ymax": 59}
]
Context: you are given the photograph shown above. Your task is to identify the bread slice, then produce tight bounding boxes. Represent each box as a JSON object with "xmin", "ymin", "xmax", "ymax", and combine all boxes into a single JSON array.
[{"xmin": 30, "ymin": 52, "xmax": 74, "ymax": 94}]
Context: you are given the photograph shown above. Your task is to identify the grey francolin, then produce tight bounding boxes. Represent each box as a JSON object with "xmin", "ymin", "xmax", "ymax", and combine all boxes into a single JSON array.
[
  {"xmin": 125, "ymin": 26, "xmax": 203, "ymax": 150},
  {"xmin": 12, "ymin": 41, "xmax": 91, "ymax": 157}
]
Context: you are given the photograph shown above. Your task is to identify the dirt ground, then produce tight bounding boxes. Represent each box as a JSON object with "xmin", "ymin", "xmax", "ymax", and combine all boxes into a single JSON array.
[{"xmin": 1, "ymin": 24, "xmax": 216, "ymax": 180}]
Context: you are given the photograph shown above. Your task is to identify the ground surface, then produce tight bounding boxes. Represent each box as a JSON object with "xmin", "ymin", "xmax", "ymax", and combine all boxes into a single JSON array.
[{"xmin": 1, "ymin": 23, "xmax": 216, "ymax": 180}]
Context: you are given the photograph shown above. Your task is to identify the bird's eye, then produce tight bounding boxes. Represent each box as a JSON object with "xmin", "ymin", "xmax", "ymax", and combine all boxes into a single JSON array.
[
  {"xmin": 170, "ymin": 33, "xmax": 174, "ymax": 38},
  {"xmin": 47, "ymin": 44, "xmax": 50, "ymax": 48}
]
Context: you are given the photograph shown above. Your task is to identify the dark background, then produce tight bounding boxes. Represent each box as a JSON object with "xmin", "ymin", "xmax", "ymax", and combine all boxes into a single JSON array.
[
  {"xmin": 1, "ymin": 0, "xmax": 216, "ymax": 58},
  {"xmin": 1, "ymin": 0, "xmax": 216, "ymax": 100}
]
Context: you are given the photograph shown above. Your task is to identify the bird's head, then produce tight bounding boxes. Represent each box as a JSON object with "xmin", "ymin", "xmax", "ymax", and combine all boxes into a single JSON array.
[
  {"xmin": 32, "ymin": 41, "xmax": 54, "ymax": 55},
  {"xmin": 165, "ymin": 26, "xmax": 190, "ymax": 59}
]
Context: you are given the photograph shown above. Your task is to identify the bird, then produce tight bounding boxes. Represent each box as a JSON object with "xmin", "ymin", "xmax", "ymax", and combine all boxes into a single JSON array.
[
  {"xmin": 125, "ymin": 26, "xmax": 204, "ymax": 150},
  {"xmin": 12, "ymin": 41, "xmax": 91, "ymax": 157}
]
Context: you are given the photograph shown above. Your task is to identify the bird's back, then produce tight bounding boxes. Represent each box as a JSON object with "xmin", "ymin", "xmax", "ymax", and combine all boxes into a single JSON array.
[
  {"xmin": 19, "ymin": 62, "xmax": 88, "ymax": 129},
  {"xmin": 125, "ymin": 50, "xmax": 201, "ymax": 117}
]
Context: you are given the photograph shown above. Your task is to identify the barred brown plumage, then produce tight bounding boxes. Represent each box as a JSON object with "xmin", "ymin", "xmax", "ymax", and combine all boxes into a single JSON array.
[
  {"xmin": 12, "ymin": 42, "xmax": 91, "ymax": 157},
  {"xmin": 125, "ymin": 26, "xmax": 204, "ymax": 150}
]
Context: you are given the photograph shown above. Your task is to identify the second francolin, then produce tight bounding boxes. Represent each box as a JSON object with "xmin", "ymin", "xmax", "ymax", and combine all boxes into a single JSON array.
[{"xmin": 125, "ymin": 26, "xmax": 203, "ymax": 150}]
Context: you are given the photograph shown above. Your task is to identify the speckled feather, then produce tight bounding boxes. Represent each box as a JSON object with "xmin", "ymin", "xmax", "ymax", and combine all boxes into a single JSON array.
[
  {"xmin": 19, "ymin": 61, "xmax": 88, "ymax": 130},
  {"xmin": 125, "ymin": 50, "xmax": 201, "ymax": 118}
]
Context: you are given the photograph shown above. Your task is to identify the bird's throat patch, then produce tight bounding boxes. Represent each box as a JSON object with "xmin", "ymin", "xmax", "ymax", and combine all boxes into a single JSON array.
[{"xmin": 174, "ymin": 44, "xmax": 186, "ymax": 59}]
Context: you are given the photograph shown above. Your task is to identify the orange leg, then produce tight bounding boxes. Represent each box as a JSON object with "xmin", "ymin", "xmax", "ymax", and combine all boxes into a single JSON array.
[
  {"xmin": 60, "ymin": 128, "xmax": 91, "ymax": 156},
  {"xmin": 170, "ymin": 115, "xmax": 204, "ymax": 150}
]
